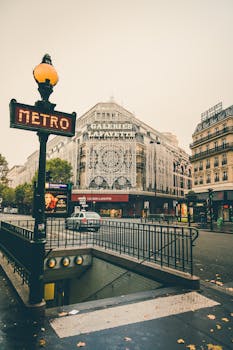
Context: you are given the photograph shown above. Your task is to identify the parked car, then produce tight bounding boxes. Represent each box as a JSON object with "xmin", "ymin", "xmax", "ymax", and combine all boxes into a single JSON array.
[{"xmin": 65, "ymin": 211, "xmax": 102, "ymax": 231}]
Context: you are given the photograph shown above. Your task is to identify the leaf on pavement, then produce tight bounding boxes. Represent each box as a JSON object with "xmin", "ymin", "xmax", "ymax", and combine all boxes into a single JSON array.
[
  {"xmin": 177, "ymin": 338, "xmax": 185, "ymax": 344},
  {"xmin": 221, "ymin": 317, "xmax": 229, "ymax": 322},
  {"xmin": 215, "ymin": 281, "xmax": 223, "ymax": 286},
  {"xmin": 207, "ymin": 314, "xmax": 216, "ymax": 320},
  {"xmin": 124, "ymin": 337, "xmax": 132, "ymax": 342},
  {"xmin": 186, "ymin": 344, "xmax": 196, "ymax": 350},
  {"xmin": 77, "ymin": 341, "xmax": 86, "ymax": 347},
  {"xmin": 39, "ymin": 338, "xmax": 46, "ymax": 347},
  {"xmin": 216, "ymin": 324, "xmax": 221, "ymax": 330},
  {"xmin": 58, "ymin": 311, "xmax": 68, "ymax": 317},
  {"xmin": 207, "ymin": 344, "xmax": 223, "ymax": 350}
]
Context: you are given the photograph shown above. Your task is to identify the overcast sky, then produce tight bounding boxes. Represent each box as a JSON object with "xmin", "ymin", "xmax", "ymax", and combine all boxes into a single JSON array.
[{"xmin": 1, "ymin": 0, "xmax": 233, "ymax": 168}]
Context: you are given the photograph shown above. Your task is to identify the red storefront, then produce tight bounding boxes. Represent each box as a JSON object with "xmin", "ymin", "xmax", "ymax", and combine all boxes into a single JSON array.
[{"xmin": 71, "ymin": 193, "xmax": 130, "ymax": 218}]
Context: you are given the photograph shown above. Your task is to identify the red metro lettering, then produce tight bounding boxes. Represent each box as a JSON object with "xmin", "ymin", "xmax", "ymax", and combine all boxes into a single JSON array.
[{"xmin": 17, "ymin": 109, "xmax": 71, "ymax": 131}]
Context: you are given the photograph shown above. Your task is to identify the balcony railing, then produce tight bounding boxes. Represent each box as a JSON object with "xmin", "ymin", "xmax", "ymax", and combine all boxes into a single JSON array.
[
  {"xmin": 190, "ymin": 143, "xmax": 233, "ymax": 161},
  {"xmin": 190, "ymin": 126, "xmax": 233, "ymax": 148}
]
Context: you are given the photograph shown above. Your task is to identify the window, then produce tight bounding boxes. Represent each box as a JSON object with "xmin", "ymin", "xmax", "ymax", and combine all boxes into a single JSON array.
[
  {"xmin": 214, "ymin": 141, "xmax": 218, "ymax": 149},
  {"xmin": 222, "ymin": 138, "xmax": 227, "ymax": 148},
  {"xmin": 206, "ymin": 159, "xmax": 210, "ymax": 169},
  {"xmin": 222, "ymin": 153, "xmax": 227, "ymax": 165},
  {"xmin": 222, "ymin": 171, "xmax": 228, "ymax": 181},
  {"xmin": 199, "ymin": 176, "xmax": 203, "ymax": 185},
  {"xmin": 206, "ymin": 174, "xmax": 211, "ymax": 184},
  {"xmin": 199, "ymin": 161, "xmax": 203, "ymax": 171},
  {"xmin": 214, "ymin": 156, "xmax": 219, "ymax": 167},
  {"xmin": 214, "ymin": 173, "xmax": 219, "ymax": 182}
]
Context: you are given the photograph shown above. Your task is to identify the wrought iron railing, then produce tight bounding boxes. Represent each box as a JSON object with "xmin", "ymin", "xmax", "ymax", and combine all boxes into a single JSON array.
[{"xmin": 0, "ymin": 219, "xmax": 199, "ymax": 282}]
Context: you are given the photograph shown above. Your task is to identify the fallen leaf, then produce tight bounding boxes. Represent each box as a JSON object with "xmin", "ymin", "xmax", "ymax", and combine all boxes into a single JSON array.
[
  {"xmin": 210, "ymin": 329, "xmax": 214, "ymax": 333},
  {"xmin": 215, "ymin": 281, "xmax": 223, "ymax": 286},
  {"xmin": 186, "ymin": 344, "xmax": 196, "ymax": 350},
  {"xmin": 207, "ymin": 344, "xmax": 223, "ymax": 350},
  {"xmin": 124, "ymin": 337, "xmax": 132, "ymax": 342},
  {"xmin": 207, "ymin": 314, "xmax": 216, "ymax": 320},
  {"xmin": 77, "ymin": 341, "xmax": 86, "ymax": 347},
  {"xmin": 39, "ymin": 338, "xmax": 46, "ymax": 347},
  {"xmin": 216, "ymin": 324, "xmax": 222, "ymax": 330},
  {"xmin": 58, "ymin": 311, "xmax": 68, "ymax": 317},
  {"xmin": 177, "ymin": 338, "xmax": 185, "ymax": 344},
  {"xmin": 221, "ymin": 317, "xmax": 229, "ymax": 322}
]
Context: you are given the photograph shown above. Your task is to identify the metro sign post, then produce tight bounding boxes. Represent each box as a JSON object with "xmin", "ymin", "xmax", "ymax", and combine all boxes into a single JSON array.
[{"xmin": 9, "ymin": 54, "xmax": 76, "ymax": 306}]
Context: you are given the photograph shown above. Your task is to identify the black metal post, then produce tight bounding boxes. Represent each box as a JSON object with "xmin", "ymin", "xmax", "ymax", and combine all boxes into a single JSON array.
[
  {"xmin": 29, "ymin": 132, "xmax": 48, "ymax": 305},
  {"xmin": 34, "ymin": 132, "xmax": 48, "ymax": 241}
]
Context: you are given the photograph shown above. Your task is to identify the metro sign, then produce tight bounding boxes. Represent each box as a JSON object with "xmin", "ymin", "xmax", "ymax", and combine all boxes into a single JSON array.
[{"xmin": 10, "ymin": 99, "xmax": 76, "ymax": 137}]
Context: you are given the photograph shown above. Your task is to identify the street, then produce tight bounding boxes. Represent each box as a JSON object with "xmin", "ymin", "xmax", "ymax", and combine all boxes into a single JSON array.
[
  {"xmin": 193, "ymin": 229, "xmax": 233, "ymax": 286},
  {"xmin": 0, "ymin": 214, "xmax": 232, "ymax": 349}
]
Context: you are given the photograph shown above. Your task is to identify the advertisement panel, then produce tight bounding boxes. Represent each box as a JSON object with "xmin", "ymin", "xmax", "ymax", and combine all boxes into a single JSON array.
[{"xmin": 45, "ymin": 184, "xmax": 69, "ymax": 217}]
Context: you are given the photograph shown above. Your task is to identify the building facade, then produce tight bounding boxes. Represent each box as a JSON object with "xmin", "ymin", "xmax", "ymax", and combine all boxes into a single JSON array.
[
  {"xmin": 190, "ymin": 104, "xmax": 233, "ymax": 221},
  {"xmin": 8, "ymin": 101, "xmax": 192, "ymax": 217}
]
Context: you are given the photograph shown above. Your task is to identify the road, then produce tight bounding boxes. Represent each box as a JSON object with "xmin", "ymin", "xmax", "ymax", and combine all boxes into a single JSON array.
[{"xmin": 193, "ymin": 229, "xmax": 233, "ymax": 286}]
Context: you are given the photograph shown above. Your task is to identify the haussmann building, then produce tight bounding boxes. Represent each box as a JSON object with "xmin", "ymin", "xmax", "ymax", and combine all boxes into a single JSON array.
[{"xmin": 190, "ymin": 103, "xmax": 233, "ymax": 221}]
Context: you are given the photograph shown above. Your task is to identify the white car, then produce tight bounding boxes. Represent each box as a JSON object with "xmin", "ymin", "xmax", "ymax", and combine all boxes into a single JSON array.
[{"xmin": 65, "ymin": 211, "xmax": 102, "ymax": 231}]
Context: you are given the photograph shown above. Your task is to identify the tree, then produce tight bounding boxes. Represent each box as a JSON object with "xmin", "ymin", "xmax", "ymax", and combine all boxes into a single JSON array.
[
  {"xmin": 32, "ymin": 158, "xmax": 73, "ymax": 184},
  {"xmin": 0, "ymin": 153, "xmax": 9, "ymax": 185},
  {"xmin": 1, "ymin": 186, "xmax": 15, "ymax": 208},
  {"xmin": 15, "ymin": 183, "xmax": 33, "ymax": 214}
]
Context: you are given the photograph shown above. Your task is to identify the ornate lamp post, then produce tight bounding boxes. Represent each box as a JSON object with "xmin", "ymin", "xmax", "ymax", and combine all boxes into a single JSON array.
[
  {"xmin": 32, "ymin": 54, "xmax": 58, "ymax": 242},
  {"xmin": 29, "ymin": 55, "xmax": 58, "ymax": 305},
  {"xmin": 9, "ymin": 55, "xmax": 76, "ymax": 310}
]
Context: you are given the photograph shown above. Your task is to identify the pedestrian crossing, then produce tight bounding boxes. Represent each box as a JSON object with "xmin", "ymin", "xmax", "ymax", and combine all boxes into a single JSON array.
[{"xmin": 50, "ymin": 291, "xmax": 219, "ymax": 338}]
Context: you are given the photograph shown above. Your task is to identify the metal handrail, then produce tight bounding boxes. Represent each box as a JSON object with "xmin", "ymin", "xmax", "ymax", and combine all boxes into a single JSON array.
[{"xmin": 0, "ymin": 219, "xmax": 198, "ymax": 282}]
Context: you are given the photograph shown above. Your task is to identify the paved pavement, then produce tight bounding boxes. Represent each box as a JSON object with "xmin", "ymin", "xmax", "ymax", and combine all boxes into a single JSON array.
[
  {"xmin": 0, "ymin": 264, "xmax": 232, "ymax": 350},
  {"xmin": 0, "ymin": 215, "xmax": 232, "ymax": 349}
]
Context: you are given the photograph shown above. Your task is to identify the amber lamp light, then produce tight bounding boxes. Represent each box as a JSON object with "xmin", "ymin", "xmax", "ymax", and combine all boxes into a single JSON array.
[{"xmin": 33, "ymin": 54, "xmax": 59, "ymax": 102}]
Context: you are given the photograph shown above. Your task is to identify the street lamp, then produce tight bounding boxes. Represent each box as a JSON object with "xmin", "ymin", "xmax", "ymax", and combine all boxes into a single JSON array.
[
  {"xmin": 33, "ymin": 54, "xmax": 59, "ymax": 241},
  {"xmin": 33, "ymin": 54, "xmax": 58, "ymax": 105},
  {"xmin": 10, "ymin": 54, "xmax": 76, "ymax": 309},
  {"xmin": 30, "ymin": 55, "xmax": 58, "ymax": 305}
]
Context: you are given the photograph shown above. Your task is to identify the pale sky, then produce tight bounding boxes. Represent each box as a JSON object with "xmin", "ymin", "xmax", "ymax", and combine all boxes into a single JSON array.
[{"xmin": 1, "ymin": 0, "xmax": 233, "ymax": 168}]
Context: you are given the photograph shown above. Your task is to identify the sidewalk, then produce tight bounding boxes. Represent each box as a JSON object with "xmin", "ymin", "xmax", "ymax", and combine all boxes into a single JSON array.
[{"xmin": 0, "ymin": 265, "xmax": 232, "ymax": 350}]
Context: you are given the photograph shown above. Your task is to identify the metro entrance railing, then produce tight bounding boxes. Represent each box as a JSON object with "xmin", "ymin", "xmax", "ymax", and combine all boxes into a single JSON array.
[{"xmin": 0, "ymin": 219, "xmax": 199, "ymax": 286}]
